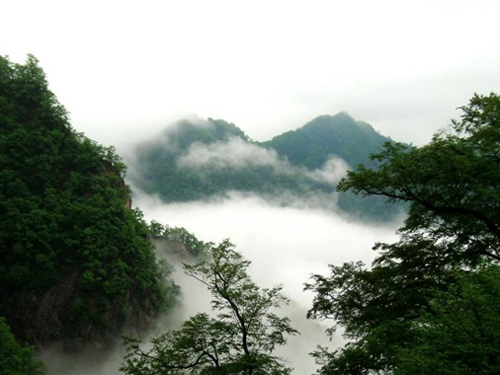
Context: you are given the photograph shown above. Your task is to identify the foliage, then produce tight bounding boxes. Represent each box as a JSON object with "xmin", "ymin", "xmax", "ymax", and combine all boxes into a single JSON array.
[
  {"xmin": 306, "ymin": 93, "xmax": 500, "ymax": 374},
  {"xmin": 338, "ymin": 93, "xmax": 500, "ymax": 263},
  {"xmin": 0, "ymin": 317, "xmax": 45, "ymax": 375},
  {"xmin": 0, "ymin": 54, "xmax": 175, "ymax": 348},
  {"xmin": 121, "ymin": 240, "xmax": 298, "ymax": 375},
  {"xmin": 149, "ymin": 220, "xmax": 212, "ymax": 256},
  {"xmin": 394, "ymin": 265, "xmax": 500, "ymax": 375}
]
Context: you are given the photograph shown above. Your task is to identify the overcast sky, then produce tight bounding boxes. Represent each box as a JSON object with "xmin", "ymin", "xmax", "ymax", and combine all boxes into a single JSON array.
[{"xmin": 3, "ymin": 0, "xmax": 500, "ymax": 149}]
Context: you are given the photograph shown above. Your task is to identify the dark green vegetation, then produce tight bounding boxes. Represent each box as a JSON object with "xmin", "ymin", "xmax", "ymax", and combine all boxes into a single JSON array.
[
  {"xmin": 149, "ymin": 220, "xmax": 212, "ymax": 257},
  {"xmin": 0, "ymin": 318, "xmax": 45, "ymax": 375},
  {"xmin": 262, "ymin": 112, "xmax": 387, "ymax": 170},
  {"xmin": 306, "ymin": 93, "xmax": 500, "ymax": 374},
  {"xmin": 130, "ymin": 113, "xmax": 401, "ymax": 221},
  {"xmin": 0, "ymin": 54, "xmax": 176, "ymax": 368},
  {"xmin": 121, "ymin": 240, "xmax": 298, "ymax": 375},
  {"xmin": 130, "ymin": 117, "xmax": 325, "ymax": 201}
]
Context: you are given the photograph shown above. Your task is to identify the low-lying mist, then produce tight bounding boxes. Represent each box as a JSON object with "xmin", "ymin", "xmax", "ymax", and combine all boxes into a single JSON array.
[
  {"xmin": 135, "ymin": 191, "xmax": 402, "ymax": 374},
  {"xmin": 42, "ymin": 191, "xmax": 402, "ymax": 375}
]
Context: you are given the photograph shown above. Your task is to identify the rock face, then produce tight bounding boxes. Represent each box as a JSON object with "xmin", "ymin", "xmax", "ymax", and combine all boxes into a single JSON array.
[
  {"xmin": 0, "ymin": 55, "xmax": 173, "ymax": 351},
  {"xmin": 7, "ymin": 272, "xmax": 84, "ymax": 350}
]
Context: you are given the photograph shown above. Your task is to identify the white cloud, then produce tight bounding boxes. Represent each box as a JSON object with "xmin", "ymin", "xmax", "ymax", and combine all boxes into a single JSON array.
[
  {"xmin": 177, "ymin": 137, "xmax": 284, "ymax": 170},
  {"xmin": 177, "ymin": 137, "xmax": 349, "ymax": 189},
  {"xmin": 306, "ymin": 156, "xmax": 350, "ymax": 185}
]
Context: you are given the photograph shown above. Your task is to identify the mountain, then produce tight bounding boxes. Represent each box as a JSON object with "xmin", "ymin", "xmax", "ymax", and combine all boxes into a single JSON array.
[
  {"xmin": 130, "ymin": 114, "xmax": 402, "ymax": 221},
  {"xmin": 263, "ymin": 112, "xmax": 390, "ymax": 170},
  {"xmin": 132, "ymin": 117, "xmax": 331, "ymax": 201},
  {"xmin": 0, "ymin": 55, "xmax": 176, "ymax": 354}
]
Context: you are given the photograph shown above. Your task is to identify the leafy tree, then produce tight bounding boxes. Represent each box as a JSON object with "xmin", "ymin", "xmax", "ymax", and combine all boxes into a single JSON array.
[
  {"xmin": 306, "ymin": 93, "xmax": 500, "ymax": 374},
  {"xmin": 121, "ymin": 240, "xmax": 298, "ymax": 375},
  {"xmin": 338, "ymin": 93, "xmax": 500, "ymax": 263},
  {"xmin": 149, "ymin": 220, "xmax": 167, "ymax": 238},
  {"xmin": 0, "ymin": 317, "xmax": 45, "ymax": 375},
  {"xmin": 394, "ymin": 265, "xmax": 500, "ymax": 375},
  {"xmin": 149, "ymin": 221, "xmax": 212, "ymax": 257}
]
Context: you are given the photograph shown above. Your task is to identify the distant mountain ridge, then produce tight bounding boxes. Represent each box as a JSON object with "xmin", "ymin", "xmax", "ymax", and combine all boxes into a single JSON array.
[
  {"xmin": 130, "ymin": 113, "xmax": 402, "ymax": 221},
  {"xmin": 263, "ymin": 112, "xmax": 390, "ymax": 169}
]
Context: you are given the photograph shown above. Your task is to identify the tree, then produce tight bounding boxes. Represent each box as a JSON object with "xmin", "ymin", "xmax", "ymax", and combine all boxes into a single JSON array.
[
  {"xmin": 306, "ymin": 93, "xmax": 500, "ymax": 374},
  {"xmin": 161, "ymin": 225, "xmax": 212, "ymax": 256},
  {"xmin": 337, "ymin": 93, "xmax": 500, "ymax": 264},
  {"xmin": 0, "ymin": 317, "xmax": 45, "ymax": 375},
  {"xmin": 394, "ymin": 265, "xmax": 500, "ymax": 375},
  {"xmin": 121, "ymin": 240, "xmax": 298, "ymax": 375}
]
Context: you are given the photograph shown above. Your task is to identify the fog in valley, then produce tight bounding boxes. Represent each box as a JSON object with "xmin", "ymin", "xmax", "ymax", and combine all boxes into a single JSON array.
[
  {"xmin": 42, "ymin": 185, "xmax": 402, "ymax": 374},
  {"xmin": 136, "ymin": 192, "xmax": 403, "ymax": 374}
]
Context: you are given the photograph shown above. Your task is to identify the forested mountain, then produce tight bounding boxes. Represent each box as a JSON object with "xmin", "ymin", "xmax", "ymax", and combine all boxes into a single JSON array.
[
  {"xmin": 262, "ymin": 112, "xmax": 390, "ymax": 169},
  {"xmin": 130, "ymin": 113, "xmax": 401, "ymax": 221},
  {"xmin": 0, "ymin": 55, "xmax": 176, "ymax": 361}
]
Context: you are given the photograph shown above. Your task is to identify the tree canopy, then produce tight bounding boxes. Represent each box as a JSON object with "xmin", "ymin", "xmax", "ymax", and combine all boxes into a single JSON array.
[
  {"xmin": 0, "ymin": 54, "xmax": 175, "ymax": 350},
  {"xmin": 121, "ymin": 240, "xmax": 298, "ymax": 375},
  {"xmin": 149, "ymin": 220, "xmax": 212, "ymax": 257},
  {"xmin": 0, "ymin": 317, "xmax": 45, "ymax": 375},
  {"xmin": 306, "ymin": 93, "xmax": 500, "ymax": 374},
  {"xmin": 338, "ymin": 93, "xmax": 500, "ymax": 263}
]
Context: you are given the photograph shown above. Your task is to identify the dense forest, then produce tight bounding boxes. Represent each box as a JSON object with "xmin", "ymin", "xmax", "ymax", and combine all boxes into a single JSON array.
[
  {"xmin": 129, "ymin": 113, "xmax": 403, "ymax": 221},
  {"xmin": 0, "ymin": 55, "xmax": 178, "ymax": 373},
  {"xmin": 1, "ymin": 54, "xmax": 500, "ymax": 375}
]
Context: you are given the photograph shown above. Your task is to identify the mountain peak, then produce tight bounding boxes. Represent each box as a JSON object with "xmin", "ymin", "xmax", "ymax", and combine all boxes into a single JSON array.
[
  {"xmin": 322, "ymin": 111, "xmax": 355, "ymax": 121},
  {"xmin": 304, "ymin": 112, "xmax": 365, "ymax": 129},
  {"xmin": 264, "ymin": 112, "xmax": 389, "ymax": 170}
]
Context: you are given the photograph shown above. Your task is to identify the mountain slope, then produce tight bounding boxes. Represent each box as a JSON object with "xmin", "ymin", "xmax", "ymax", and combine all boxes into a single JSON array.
[
  {"xmin": 263, "ymin": 113, "xmax": 399, "ymax": 219},
  {"xmin": 130, "ymin": 114, "xmax": 401, "ymax": 221},
  {"xmin": 263, "ymin": 112, "xmax": 390, "ymax": 170},
  {"xmin": 0, "ymin": 55, "xmax": 175, "ymax": 352},
  {"xmin": 131, "ymin": 117, "xmax": 298, "ymax": 202}
]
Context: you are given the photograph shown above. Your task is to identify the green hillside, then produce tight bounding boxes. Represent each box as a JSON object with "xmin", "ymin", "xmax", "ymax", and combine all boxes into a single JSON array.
[
  {"xmin": 263, "ymin": 112, "xmax": 390, "ymax": 169},
  {"xmin": 0, "ymin": 55, "xmax": 175, "ymax": 355},
  {"xmin": 132, "ymin": 117, "xmax": 332, "ymax": 201},
  {"xmin": 130, "ymin": 114, "xmax": 401, "ymax": 221}
]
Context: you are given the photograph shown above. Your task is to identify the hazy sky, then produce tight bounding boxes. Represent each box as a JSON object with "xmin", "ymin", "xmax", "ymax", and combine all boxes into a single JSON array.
[{"xmin": 3, "ymin": 0, "xmax": 500, "ymax": 149}]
